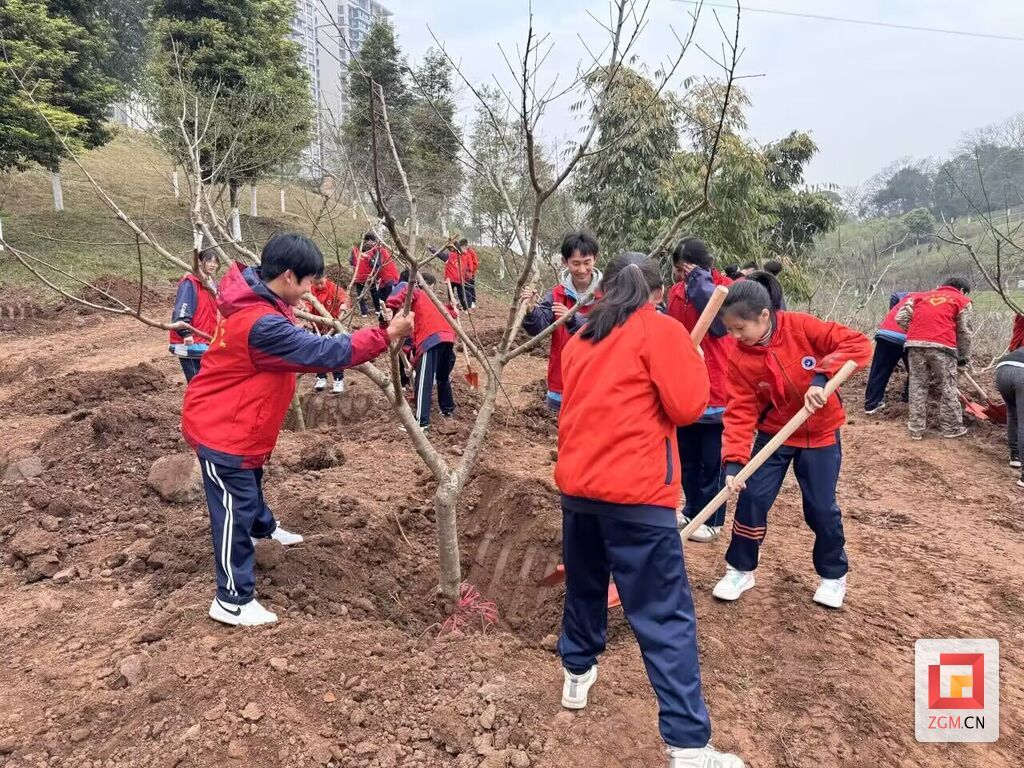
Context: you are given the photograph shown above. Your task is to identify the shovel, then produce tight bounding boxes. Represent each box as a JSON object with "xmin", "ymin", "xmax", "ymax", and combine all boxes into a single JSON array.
[
  {"xmin": 960, "ymin": 371, "xmax": 1007, "ymax": 424},
  {"xmin": 446, "ymin": 281, "xmax": 480, "ymax": 389},
  {"xmin": 538, "ymin": 285, "xmax": 731, "ymax": 604},
  {"xmin": 680, "ymin": 360, "xmax": 859, "ymax": 541}
]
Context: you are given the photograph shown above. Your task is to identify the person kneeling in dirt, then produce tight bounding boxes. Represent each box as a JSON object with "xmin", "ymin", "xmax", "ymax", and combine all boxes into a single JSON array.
[
  {"xmin": 386, "ymin": 270, "xmax": 456, "ymax": 430},
  {"xmin": 995, "ymin": 346, "xmax": 1024, "ymax": 486},
  {"xmin": 181, "ymin": 233, "xmax": 414, "ymax": 627},
  {"xmin": 895, "ymin": 278, "xmax": 973, "ymax": 440},
  {"xmin": 169, "ymin": 249, "xmax": 221, "ymax": 383},
  {"xmin": 714, "ymin": 275, "xmax": 872, "ymax": 609},
  {"xmin": 520, "ymin": 231, "xmax": 602, "ymax": 412},
  {"xmin": 555, "ymin": 253, "xmax": 745, "ymax": 768}
]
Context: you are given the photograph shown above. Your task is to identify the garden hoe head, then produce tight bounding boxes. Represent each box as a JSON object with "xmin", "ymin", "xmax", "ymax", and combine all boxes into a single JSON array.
[
  {"xmin": 464, "ymin": 363, "xmax": 480, "ymax": 389},
  {"xmin": 537, "ymin": 565, "xmax": 621, "ymax": 609}
]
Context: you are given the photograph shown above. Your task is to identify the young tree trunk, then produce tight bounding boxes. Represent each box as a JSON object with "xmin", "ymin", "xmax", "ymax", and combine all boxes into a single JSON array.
[
  {"xmin": 51, "ymin": 172, "xmax": 64, "ymax": 212},
  {"xmin": 172, "ymin": 171, "xmax": 180, "ymax": 200},
  {"xmin": 433, "ymin": 478, "xmax": 462, "ymax": 601},
  {"xmin": 290, "ymin": 386, "xmax": 306, "ymax": 432},
  {"xmin": 249, "ymin": 185, "xmax": 258, "ymax": 218},
  {"xmin": 0, "ymin": 217, "xmax": 4, "ymax": 251},
  {"xmin": 228, "ymin": 182, "xmax": 241, "ymax": 240}
]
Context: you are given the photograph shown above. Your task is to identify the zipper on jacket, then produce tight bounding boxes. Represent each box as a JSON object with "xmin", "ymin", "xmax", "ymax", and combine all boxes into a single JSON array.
[
  {"xmin": 771, "ymin": 349, "xmax": 812, "ymax": 445},
  {"xmin": 664, "ymin": 437, "xmax": 674, "ymax": 485}
]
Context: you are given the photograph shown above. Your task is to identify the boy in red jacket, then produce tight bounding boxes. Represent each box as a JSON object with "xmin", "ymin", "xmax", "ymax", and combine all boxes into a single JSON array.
[
  {"xmin": 666, "ymin": 237, "xmax": 735, "ymax": 543},
  {"xmin": 169, "ymin": 250, "xmax": 221, "ymax": 382},
  {"xmin": 520, "ymin": 232, "xmax": 602, "ymax": 411},
  {"xmin": 386, "ymin": 270, "xmax": 457, "ymax": 429},
  {"xmin": 896, "ymin": 278, "xmax": 973, "ymax": 440},
  {"xmin": 182, "ymin": 233, "xmax": 413, "ymax": 627},
  {"xmin": 350, "ymin": 232, "xmax": 393, "ymax": 316},
  {"xmin": 459, "ymin": 238, "xmax": 479, "ymax": 309},
  {"xmin": 305, "ymin": 274, "xmax": 349, "ymax": 394},
  {"xmin": 713, "ymin": 280, "xmax": 871, "ymax": 609},
  {"xmin": 439, "ymin": 243, "xmax": 470, "ymax": 310}
]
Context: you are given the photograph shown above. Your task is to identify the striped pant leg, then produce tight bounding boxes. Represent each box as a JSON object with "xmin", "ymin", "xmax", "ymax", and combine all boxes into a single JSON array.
[
  {"xmin": 200, "ymin": 460, "xmax": 261, "ymax": 605},
  {"xmin": 724, "ymin": 435, "xmax": 793, "ymax": 572}
]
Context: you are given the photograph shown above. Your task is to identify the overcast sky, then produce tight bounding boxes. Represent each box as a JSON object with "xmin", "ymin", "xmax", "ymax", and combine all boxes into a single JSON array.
[{"xmin": 382, "ymin": 0, "xmax": 1023, "ymax": 189}]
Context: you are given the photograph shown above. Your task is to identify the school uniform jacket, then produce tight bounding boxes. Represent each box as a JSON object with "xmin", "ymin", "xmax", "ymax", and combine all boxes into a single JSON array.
[
  {"xmin": 385, "ymin": 282, "xmax": 455, "ymax": 360},
  {"xmin": 722, "ymin": 311, "xmax": 872, "ymax": 471},
  {"xmin": 666, "ymin": 267, "xmax": 735, "ymax": 412},
  {"xmin": 182, "ymin": 264, "xmax": 389, "ymax": 468},
  {"xmin": 555, "ymin": 304, "xmax": 710, "ymax": 520},
  {"xmin": 169, "ymin": 273, "xmax": 219, "ymax": 344},
  {"xmin": 1010, "ymin": 314, "xmax": 1024, "ymax": 352}
]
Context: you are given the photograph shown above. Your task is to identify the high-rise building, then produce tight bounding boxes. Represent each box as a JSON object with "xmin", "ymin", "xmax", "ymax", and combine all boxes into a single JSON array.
[{"xmin": 288, "ymin": 0, "xmax": 392, "ymax": 176}]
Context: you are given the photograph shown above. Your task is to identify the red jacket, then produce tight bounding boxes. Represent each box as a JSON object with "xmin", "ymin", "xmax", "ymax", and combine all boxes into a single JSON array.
[
  {"xmin": 556, "ymin": 304, "xmax": 709, "ymax": 510},
  {"xmin": 464, "ymin": 247, "xmax": 479, "ymax": 277},
  {"xmin": 878, "ymin": 293, "xmax": 916, "ymax": 336},
  {"xmin": 376, "ymin": 246, "xmax": 400, "ymax": 286},
  {"xmin": 522, "ymin": 280, "xmax": 600, "ymax": 397},
  {"xmin": 385, "ymin": 282, "xmax": 455, "ymax": 359},
  {"xmin": 443, "ymin": 248, "xmax": 468, "ymax": 285},
  {"xmin": 666, "ymin": 268, "xmax": 735, "ymax": 408},
  {"xmin": 1011, "ymin": 315, "xmax": 1024, "ymax": 351},
  {"xmin": 169, "ymin": 274, "xmax": 219, "ymax": 344},
  {"xmin": 903, "ymin": 286, "xmax": 971, "ymax": 349},
  {"xmin": 309, "ymin": 278, "xmax": 346, "ymax": 318},
  {"xmin": 182, "ymin": 264, "xmax": 389, "ymax": 468},
  {"xmin": 723, "ymin": 311, "xmax": 872, "ymax": 466}
]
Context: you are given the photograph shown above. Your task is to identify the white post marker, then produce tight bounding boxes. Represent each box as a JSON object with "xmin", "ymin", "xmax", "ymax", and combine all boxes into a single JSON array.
[
  {"xmin": 250, "ymin": 185, "xmax": 258, "ymax": 218},
  {"xmin": 172, "ymin": 170, "xmax": 180, "ymax": 199},
  {"xmin": 0, "ymin": 216, "xmax": 4, "ymax": 251},
  {"xmin": 680, "ymin": 360, "xmax": 860, "ymax": 540},
  {"xmin": 230, "ymin": 208, "xmax": 241, "ymax": 241},
  {"xmin": 51, "ymin": 172, "xmax": 65, "ymax": 212},
  {"xmin": 280, "ymin": 188, "xmax": 286, "ymax": 214}
]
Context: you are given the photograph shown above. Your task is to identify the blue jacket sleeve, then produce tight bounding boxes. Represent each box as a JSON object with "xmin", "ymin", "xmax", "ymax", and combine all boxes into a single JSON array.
[
  {"xmin": 248, "ymin": 314, "xmax": 389, "ymax": 373},
  {"xmin": 522, "ymin": 290, "xmax": 556, "ymax": 336},
  {"xmin": 172, "ymin": 279, "xmax": 198, "ymax": 331},
  {"xmin": 686, "ymin": 268, "xmax": 727, "ymax": 338}
]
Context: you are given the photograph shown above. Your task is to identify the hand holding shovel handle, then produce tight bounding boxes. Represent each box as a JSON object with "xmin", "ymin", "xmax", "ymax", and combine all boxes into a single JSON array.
[{"xmin": 680, "ymin": 360, "xmax": 859, "ymax": 540}]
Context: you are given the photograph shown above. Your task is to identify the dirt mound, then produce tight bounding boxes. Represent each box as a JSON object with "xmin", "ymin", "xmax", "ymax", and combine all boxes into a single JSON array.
[
  {"xmin": 69, "ymin": 274, "xmax": 171, "ymax": 313},
  {"xmin": 26, "ymin": 362, "xmax": 167, "ymax": 415}
]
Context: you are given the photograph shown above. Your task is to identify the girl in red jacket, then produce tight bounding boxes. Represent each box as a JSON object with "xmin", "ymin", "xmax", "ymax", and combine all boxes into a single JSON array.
[
  {"xmin": 169, "ymin": 250, "xmax": 221, "ymax": 382},
  {"xmin": 555, "ymin": 253, "xmax": 743, "ymax": 768},
  {"xmin": 712, "ymin": 277, "xmax": 871, "ymax": 609},
  {"xmin": 666, "ymin": 237, "xmax": 735, "ymax": 543}
]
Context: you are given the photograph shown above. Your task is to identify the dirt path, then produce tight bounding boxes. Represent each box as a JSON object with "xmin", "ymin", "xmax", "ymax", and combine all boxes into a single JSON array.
[{"xmin": 0, "ymin": 306, "xmax": 1020, "ymax": 768}]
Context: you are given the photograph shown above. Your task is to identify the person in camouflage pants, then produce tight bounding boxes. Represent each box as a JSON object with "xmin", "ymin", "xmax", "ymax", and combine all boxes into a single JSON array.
[{"xmin": 896, "ymin": 278, "xmax": 973, "ymax": 440}]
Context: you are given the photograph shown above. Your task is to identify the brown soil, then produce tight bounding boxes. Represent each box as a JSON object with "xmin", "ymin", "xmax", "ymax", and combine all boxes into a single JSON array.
[{"xmin": 0, "ymin": 296, "xmax": 1021, "ymax": 768}]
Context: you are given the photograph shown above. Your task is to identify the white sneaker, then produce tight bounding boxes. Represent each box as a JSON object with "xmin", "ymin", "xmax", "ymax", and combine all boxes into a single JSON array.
[
  {"xmin": 561, "ymin": 665, "xmax": 597, "ymax": 710},
  {"xmin": 687, "ymin": 523, "xmax": 722, "ymax": 543},
  {"xmin": 208, "ymin": 597, "xmax": 277, "ymax": 627},
  {"xmin": 943, "ymin": 427, "xmax": 968, "ymax": 439},
  {"xmin": 314, "ymin": 377, "xmax": 327, "ymax": 392},
  {"xmin": 1010, "ymin": 455, "xmax": 1021, "ymax": 469},
  {"xmin": 864, "ymin": 402, "xmax": 886, "ymax": 415},
  {"xmin": 270, "ymin": 526, "xmax": 304, "ymax": 546},
  {"xmin": 667, "ymin": 744, "xmax": 745, "ymax": 767},
  {"xmin": 813, "ymin": 575, "xmax": 847, "ymax": 609},
  {"xmin": 712, "ymin": 566, "xmax": 755, "ymax": 601},
  {"xmin": 332, "ymin": 379, "xmax": 345, "ymax": 394}
]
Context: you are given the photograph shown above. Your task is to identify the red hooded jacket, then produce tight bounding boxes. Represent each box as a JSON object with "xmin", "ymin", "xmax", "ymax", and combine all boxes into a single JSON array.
[
  {"xmin": 556, "ymin": 304, "xmax": 710, "ymax": 511},
  {"xmin": 902, "ymin": 286, "xmax": 972, "ymax": 349},
  {"xmin": 385, "ymin": 282, "xmax": 455, "ymax": 359},
  {"xmin": 443, "ymin": 248, "xmax": 468, "ymax": 285},
  {"xmin": 169, "ymin": 273, "xmax": 219, "ymax": 344},
  {"xmin": 1011, "ymin": 314, "xmax": 1024, "ymax": 351},
  {"xmin": 464, "ymin": 247, "xmax": 479, "ymax": 277},
  {"xmin": 666, "ymin": 268, "xmax": 735, "ymax": 408},
  {"xmin": 723, "ymin": 311, "xmax": 872, "ymax": 467},
  {"xmin": 309, "ymin": 278, "xmax": 346, "ymax": 319},
  {"xmin": 182, "ymin": 264, "xmax": 389, "ymax": 468},
  {"xmin": 376, "ymin": 246, "xmax": 400, "ymax": 286}
]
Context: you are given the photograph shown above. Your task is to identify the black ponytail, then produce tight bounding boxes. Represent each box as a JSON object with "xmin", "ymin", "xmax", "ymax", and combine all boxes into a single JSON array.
[
  {"xmin": 580, "ymin": 252, "xmax": 662, "ymax": 343},
  {"xmin": 745, "ymin": 270, "xmax": 784, "ymax": 311},
  {"xmin": 722, "ymin": 278, "xmax": 773, "ymax": 321}
]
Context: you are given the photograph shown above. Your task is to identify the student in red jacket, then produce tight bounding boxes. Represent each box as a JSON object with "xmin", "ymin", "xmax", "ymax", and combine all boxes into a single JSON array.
[
  {"xmin": 182, "ymin": 234, "xmax": 413, "ymax": 627},
  {"xmin": 712, "ymin": 279, "xmax": 871, "ymax": 610},
  {"xmin": 305, "ymin": 275, "xmax": 349, "ymax": 394},
  {"xmin": 895, "ymin": 278, "xmax": 973, "ymax": 440},
  {"xmin": 666, "ymin": 237, "xmax": 736, "ymax": 543},
  {"xmin": 350, "ymin": 232, "xmax": 389, "ymax": 316},
  {"xmin": 863, "ymin": 291, "xmax": 914, "ymax": 414},
  {"xmin": 459, "ymin": 238, "xmax": 479, "ymax": 309},
  {"xmin": 1010, "ymin": 314, "xmax": 1024, "ymax": 352},
  {"xmin": 386, "ymin": 270, "xmax": 457, "ymax": 429},
  {"xmin": 521, "ymin": 232, "xmax": 603, "ymax": 411},
  {"xmin": 439, "ymin": 243, "xmax": 470, "ymax": 310},
  {"xmin": 555, "ymin": 253, "xmax": 743, "ymax": 768},
  {"xmin": 169, "ymin": 250, "xmax": 221, "ymax": 382}
]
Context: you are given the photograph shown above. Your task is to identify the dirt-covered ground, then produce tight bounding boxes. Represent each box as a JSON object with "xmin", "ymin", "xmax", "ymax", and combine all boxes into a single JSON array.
[{"xmin": 1, "ymin": 294, "xmax": 1021, "ymax": 768}]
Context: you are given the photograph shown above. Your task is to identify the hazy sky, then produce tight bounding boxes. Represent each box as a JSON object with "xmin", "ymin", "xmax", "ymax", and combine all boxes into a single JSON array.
[{"xmin": 382, "ymin": 0, "xmax": 1023, "ymax": 189}]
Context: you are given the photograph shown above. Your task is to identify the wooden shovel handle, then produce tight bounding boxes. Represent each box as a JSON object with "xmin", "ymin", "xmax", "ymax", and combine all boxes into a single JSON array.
[
  {"xmin": 690, "ymin": 285, "xmax": 729, "ymax": 346},
  {"xmin": 679, "ymin": 359, "xmax": 860, "ymax": 540}
]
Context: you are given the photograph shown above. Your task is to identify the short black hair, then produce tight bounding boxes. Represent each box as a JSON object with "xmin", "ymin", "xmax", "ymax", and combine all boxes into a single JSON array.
[
  {"xmin": 741, "ymin": 261, "xmax": 758, "ymax": 271},
  {"xmin": 198, "ymin": 249, "xmax": 218, "ymax": 264},
  {"xmin": 399, "ymin": 268, "xmax": 437, "ymax": 286},
  {"xmin": 560, "ymin": 231, "xmax": 599, "ymax": 262},
  {"xmin": 458, "ymin": 238, "xmax": 468, "ymax": 247},
  {"xmin": 723, "ymin": 264, "xmax": 740, "ymax": 280},
  {"xmin": 763, "ymin": 259, "xmax": 783, "ymax": 276},
  {"xmin": 261, "ymin": 233, "xmax": 324, "ymax": 281},
  {"xmin": 944, "ymin": 277, "xmax": 971, "ymax": 294},
  {"xmin": 363, "ymin": 231, "xmax": 378, "ymax": 243},
  {"xmin": 671, "ymin": 237, "xmax": 713, "ymax": 270}
]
